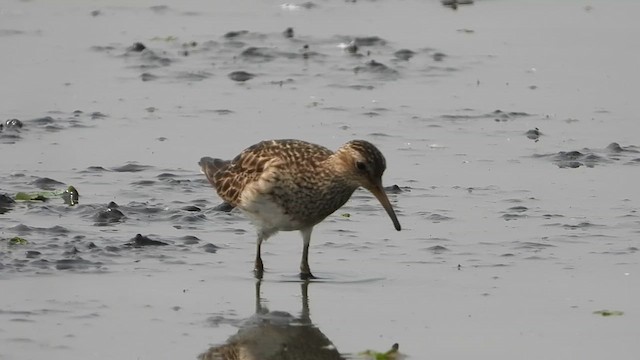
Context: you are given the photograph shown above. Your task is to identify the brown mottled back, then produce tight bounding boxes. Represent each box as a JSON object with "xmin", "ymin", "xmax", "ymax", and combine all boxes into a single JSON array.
[{"xmin": 202, "ymin": 140, "xmax": 334, "ymax": 207}]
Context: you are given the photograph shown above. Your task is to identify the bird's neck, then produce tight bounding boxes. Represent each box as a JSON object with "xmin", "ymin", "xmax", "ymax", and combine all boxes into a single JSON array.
[{"xmin": 326, "ymin": 149, "xmax": 353, "ymax": 174}]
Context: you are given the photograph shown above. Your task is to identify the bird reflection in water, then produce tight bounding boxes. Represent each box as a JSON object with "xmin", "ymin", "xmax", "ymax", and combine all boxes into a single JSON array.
[{"xmin": 199, "ymin": 280, "xmax": 343, "ymax": 360}]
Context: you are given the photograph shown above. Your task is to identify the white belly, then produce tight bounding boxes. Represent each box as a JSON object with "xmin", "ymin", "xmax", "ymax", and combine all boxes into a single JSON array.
[{"xmin": 241, "ymin": 192, "xmax": 302, "ymax": 233}]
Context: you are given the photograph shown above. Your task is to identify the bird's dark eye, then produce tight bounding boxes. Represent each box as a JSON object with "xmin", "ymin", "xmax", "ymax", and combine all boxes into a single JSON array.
[{"xmin": 355, "ymin": 161, "xmax": 367, "ymax": 171}]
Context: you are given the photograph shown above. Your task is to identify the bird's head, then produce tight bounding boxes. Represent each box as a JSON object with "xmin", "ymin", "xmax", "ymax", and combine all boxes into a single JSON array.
[{"xmin": 335, "ymin": 140, "xmax": 401, "ymax": 231}]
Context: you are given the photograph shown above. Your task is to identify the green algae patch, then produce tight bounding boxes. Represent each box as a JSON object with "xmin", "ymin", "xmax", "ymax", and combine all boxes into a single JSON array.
[
  {"xmin": 14, "ymin": 186, "xmax": 79, "ymax": 206},
  {"xmin": 593, "ymin": 310, "xmax": 624, "ymax": 317},
  {"xmin": 15, "ymin": 192, "xmax": 47, "ymax": 201},
  {"xmin": 8, "ymin": 237, "xmax": 28, "ymax": 245},
  {"xmin": 360, "ymin": 343, "xmax": 401, "ymax": 360}
]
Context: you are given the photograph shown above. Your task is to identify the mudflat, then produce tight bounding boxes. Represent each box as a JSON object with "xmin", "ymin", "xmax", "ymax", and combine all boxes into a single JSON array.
[{"xmin": 1, "ymin": 1, "xmax": 638, "ymax": 359}]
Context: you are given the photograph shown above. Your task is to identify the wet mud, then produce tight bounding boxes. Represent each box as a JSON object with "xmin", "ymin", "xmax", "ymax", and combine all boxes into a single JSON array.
[{"xmin": 1, "ymin": 1, "xmax": 638, "ymax": 359}]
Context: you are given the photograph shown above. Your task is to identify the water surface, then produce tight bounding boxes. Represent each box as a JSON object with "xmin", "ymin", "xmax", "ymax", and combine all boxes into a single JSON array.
[{"xmin": 1, "ymin": 1, "xmax": 638, "ymax": 359}]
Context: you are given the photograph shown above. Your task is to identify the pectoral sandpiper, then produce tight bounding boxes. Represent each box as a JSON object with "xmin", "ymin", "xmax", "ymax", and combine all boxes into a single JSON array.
[{"xmin": 199, "ymin": 139, "xmax": 401, "ymax": 279}]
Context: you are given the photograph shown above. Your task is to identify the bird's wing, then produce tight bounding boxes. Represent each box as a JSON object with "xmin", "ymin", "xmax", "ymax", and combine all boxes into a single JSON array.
[
  {"xmin": 203, "ymin": 140, "xmax": 333, "ymax": 207},
  {"xmin": 206, "ymin": 141, "xmax": 280, "ymax": 206}
]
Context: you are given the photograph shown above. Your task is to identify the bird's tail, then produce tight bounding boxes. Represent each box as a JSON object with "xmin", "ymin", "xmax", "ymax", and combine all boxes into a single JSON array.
[{"xmin": 199, "ymin": 157, "xmax": 230, "ymax": 189}]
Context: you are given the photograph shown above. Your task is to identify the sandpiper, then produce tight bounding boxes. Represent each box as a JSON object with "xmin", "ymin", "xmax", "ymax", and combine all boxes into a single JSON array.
[{"xmin": 199, "ymin": 139, "xmax": 401, "ymax": 279}]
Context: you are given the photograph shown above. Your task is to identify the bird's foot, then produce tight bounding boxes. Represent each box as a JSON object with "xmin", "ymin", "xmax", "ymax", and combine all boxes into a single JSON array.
[
  {"xmin": 299, "ymin": 271, "xmax": 316, "ymax": 280},
  {"xmin": 254, "ymin": 267, "xmax": 264, "ymax": 280}
]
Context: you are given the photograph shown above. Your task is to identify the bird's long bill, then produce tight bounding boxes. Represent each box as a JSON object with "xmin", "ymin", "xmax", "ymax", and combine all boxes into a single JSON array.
[{"xmin": 369, "ymin": 183, "xmax": 401, "ymax": 231}]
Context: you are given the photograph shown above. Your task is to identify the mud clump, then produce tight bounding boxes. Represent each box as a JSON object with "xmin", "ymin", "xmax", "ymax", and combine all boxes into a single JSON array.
[
  {"xmin": 126, "ymin": 234, "xmax": 169, "ymax": 247},
  {"xmin": 228, "ymin": 71, "xmax": 256, "ymax": 82},
  {"xmin": 94, "ymin": 202, "xmax": 126, "ymax": 226}
]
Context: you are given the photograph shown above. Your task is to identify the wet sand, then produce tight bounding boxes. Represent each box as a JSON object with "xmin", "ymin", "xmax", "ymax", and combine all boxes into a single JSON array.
[{"xmin": 1, "ymin": 0, "xmax": 638, "ymax": 359}]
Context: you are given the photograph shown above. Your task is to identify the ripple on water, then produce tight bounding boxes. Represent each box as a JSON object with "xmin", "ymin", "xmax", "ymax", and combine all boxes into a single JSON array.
[
  {"xmin": 110, "ymin": 163, "xmax": 154, "ymax": 172},
  {"xmin": 438, "ymin": 109, "xmax": 531, "ymax": 123},
  {"xmin": 55, "ymin": 257, "xmax": 104, "ymax": 271},
  {"xmin": 274, "ymin": 272, "xmax": 386, "ymax": 284},
  {"xmin": 425, "ymin": 213, "xmax": 453, "ymax": 222},
  {"xmin": 8, "ymin": 224, "xmax": 70, "ymax": 235},
  {"xmin": 92, "ymin": 27, "xmax": 454, "ymax": 91},
  {"xmin": 514, "ymin": 241, "xmax": 555, "ymax": 250},
  {"xmin": 561, "ymin": 222, "xmax": 603, "ymax": 230},
  {"xmin": 352, "ymin": 36, "xmax": 387, "ymax": 47},
  {"xmin": 533, "ymin": 142, "xmax": 639, "ymax": 168},
  {"xmin": 28, "ymin": 177, "xmax": 66, "ymax": 190},
  {"xmin": 426, "ymin": 245, "xmax": 450, "ymax": 254},
  {"xmin": 354, "ymin": 60, "xmax": 399, "ymax": 79},
  {"xmin": 170, "ymin": 212, "xmax": 207, "ymax": 223},
  {"xmin": 180, "ymin": 235, "xmax": 201, "ymax": 244},
  {"xmin": 1, "ymin": 112, "xmax": 108, "ymax": 144},
  {"xmin": 81, "ymin": 166, "xmax": 109, "ymax": 173}
]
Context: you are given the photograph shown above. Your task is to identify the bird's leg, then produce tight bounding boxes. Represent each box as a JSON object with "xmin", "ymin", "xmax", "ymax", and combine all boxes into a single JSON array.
[
  {"xmin": 254, "ymin": 233, "xmax": 265, "ymax": 279},
  {"xmin": 299, "ymin": 227, "xmax": 315, "ymax": 279}
]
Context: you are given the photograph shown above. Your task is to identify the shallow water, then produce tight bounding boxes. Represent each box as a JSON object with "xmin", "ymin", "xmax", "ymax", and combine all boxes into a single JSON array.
[{"xmin": 1, "ymin": 0, "xmax": 638, "ymax": 359}]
